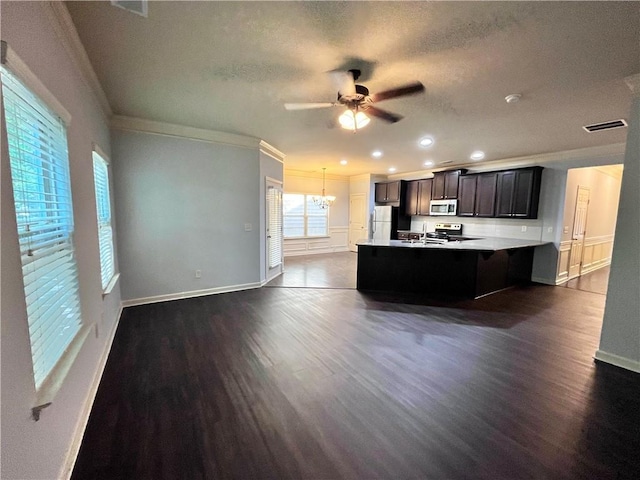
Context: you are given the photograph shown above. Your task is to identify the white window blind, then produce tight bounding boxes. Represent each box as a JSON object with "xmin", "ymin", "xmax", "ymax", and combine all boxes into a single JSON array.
[
  {"xmin": 92, "ymin": 151, "xmax": 115, "ymax": 290},
  {"xmin": 283, "ymin": 193, "xmax": 329, "ymax": 238},
  {"xmin": 267, "ymin": 186, "xmax": 283, "ymax": 268},
  {"xmin": 1, "ymin": 65, "xmax": 82, "ymax": 390}
]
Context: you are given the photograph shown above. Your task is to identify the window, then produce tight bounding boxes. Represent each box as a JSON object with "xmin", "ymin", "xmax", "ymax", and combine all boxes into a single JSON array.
[
  {"xmin": 1, "ymin": 64, "xmax": 82, "ymax": 391},
  {"xmin": 267, "ymin": 184, "xmax": 283, "ymax": 268},
  {"xmin": 283, "ymin": 193, "xmax": 329, "ymax": 238},
  {"xmin": 92, "ymin": 150, "xmax": 115, "ymax": 290}
]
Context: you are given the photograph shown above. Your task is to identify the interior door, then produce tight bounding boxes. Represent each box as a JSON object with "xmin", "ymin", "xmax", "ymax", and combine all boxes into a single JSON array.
[
  {"xmin": 349, "ymin": 193, "xmax": 366, "ymax": 252},
  {"xmin": 568, "ymin": 186, "xmax": 590, "ymax": 279}
]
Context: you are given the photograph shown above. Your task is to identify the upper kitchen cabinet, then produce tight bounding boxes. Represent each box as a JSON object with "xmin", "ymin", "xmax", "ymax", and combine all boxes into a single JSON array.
[
  {"xmin": 405, "ymin": 179, "xmax": 432, "ymax": 216},
  {"xmin": 458, "ymin": 173, "xmax": 497, "ymax": 217},
  {"xmin": 432, "ymin": 169, "xmax": 465, "ymax": 200},
  {"xmin": 495, "ymin": 167, "xmax": 543, "ymax": 218},
  {"xmin": 375, "ymin": 180, "xmax": 405, "ymax": 204}
]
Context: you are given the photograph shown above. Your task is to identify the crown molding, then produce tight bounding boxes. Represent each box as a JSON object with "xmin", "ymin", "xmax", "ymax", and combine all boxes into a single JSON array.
[
  {"xmin": 44, "ymin": 1, "xmax": 112, "ymax": 120},
  {"xmin": 388, "ymin": 143, "xmax": 627, "ymax": 180},
  {"xmin": 284, "ymin": 169, "xmax": 348, "ymax": 182},
  {"xmin": 259, "ymin": 140, "xmax": 285, "ymax": 163},
  {"xmin": 111, "ymin": 115, "xmax": 264, "ymax": 150}
]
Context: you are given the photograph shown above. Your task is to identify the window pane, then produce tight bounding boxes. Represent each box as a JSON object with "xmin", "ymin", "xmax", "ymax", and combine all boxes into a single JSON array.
[
  {"xmin": 283, "ymin": 194, "xmax": 304, "ymax": 215},
  {"xmin": 283, "ymin": 215, "xmax": 304, "ymax": 237},
  {"xmin": 92, "ymin": 152, "xmax": 115, "ymax": 289},
  {"xmin": 307, "ymin": 216, "xmax": 328, "ymax": 236}
]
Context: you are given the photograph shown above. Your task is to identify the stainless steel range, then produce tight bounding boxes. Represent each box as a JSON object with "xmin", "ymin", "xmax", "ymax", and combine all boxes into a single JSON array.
[{"xmin": 424, "ymin": 223, "xmax": 478, "ymax": 243}]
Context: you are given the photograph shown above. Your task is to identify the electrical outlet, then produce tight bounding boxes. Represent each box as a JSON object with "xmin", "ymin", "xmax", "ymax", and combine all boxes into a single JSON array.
[
  {"xmin": 521, "ymin": 226, "xmax": 527, "ymax": 232},
  {"xmin": 563, "ymin": 226, "xmax": 569, "ymax": 234},
  {"xmin": 547, "ymin": 227, "xmax": 553, "ymax": 233},
  {"xmin": 195, "ymin": 270, "xmax": 201, "ymax": 278},
  {"xmin": 244, "ymin": 223, "xmax": 252, "ymax": 231}
]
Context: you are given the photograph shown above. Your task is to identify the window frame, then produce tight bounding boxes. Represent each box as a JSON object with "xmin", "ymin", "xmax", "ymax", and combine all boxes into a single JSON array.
[
  {"xmin": 92, "ymin": 146, "xmax": 117, "ymax": 293},
  {"xmin": 1, "ymin": 43, "xmax": 91, "ymax": 415},
  {"xmin": 282, "ymin": 192, "xmax": 330, "ymax": 239}
]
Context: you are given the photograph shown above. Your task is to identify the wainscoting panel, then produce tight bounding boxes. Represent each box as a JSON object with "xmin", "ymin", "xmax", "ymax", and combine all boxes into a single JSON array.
[
  {"xmin": 556, "ymin": 241, "xmax": 572, "ymax": 284},
  {"xmin": 581, "ymin": 235, "xmax": 614, "ymax": 274},
  {"xmin": 284, "ymin": 226, "xmax": 349, "ymax": 257}
]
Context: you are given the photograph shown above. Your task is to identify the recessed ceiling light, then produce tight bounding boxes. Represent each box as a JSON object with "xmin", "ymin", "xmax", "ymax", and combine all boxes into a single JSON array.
[
  {"xmin": 505, "ymin": 93, "xmax": 521, "ymax": 104},
  {"xmin": 423, "ymin": 160, "xmax": 434, "ymax": 167},
  {"xmin": 340, "ymin": 159, "xmax": 348, "ymax": 165},
  {"xmin": 371, "ymin": 150, "xmax": 383, "ymax": 158},
  {"xmin": 419, "ymin": 137, "xmax": 434, "ymax": 148},
  {"xmin": 470, "ymin": 151, "xmax": 485, "ymax": 161},
  {"xmin": 388, "ymin": 167, "xmax": 396, "ymax": 173}
]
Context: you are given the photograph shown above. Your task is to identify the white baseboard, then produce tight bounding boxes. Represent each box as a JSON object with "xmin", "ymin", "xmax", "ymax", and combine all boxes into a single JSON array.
[
  {"xmin": 121, "ymin": 281, "xmax": 262, "ymax": 307},
  {"xmin": 531, "ymin": 276, "xmax": 559, "ymax": 286},
  {"xmin": 60, "ymin": 304, "xmax": 124, "ymax": 480},
  {"xmin": 285, "ymin": 245, "xmax": 349, "ymax": 257},
  {"xmin": 594, "ymin": 349, "xmax": 640, "ymax": 373}
]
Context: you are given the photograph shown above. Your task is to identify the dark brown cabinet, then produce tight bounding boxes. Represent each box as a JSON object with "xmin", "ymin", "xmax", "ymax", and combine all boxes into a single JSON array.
[
  {"xmin": 495, "ymin": 167, "xmax": 542, "ymax": 219},
  {"xmin": 375, "ymin": 181, "xmax": 403, "ymax": 204},
  {"xmin": 432, "ymin": 170, "xmax": 464, "ymax": 199},
  {"xmin": 405, "ymin": 179, "xmax": 432, "ymax": 216},
  {"xmin": 458, "ymin": 173, "xmax": 497, "ymax": 217}
]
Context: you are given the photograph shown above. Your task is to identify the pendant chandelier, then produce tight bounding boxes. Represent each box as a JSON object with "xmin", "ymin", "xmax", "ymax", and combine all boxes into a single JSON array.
[{"xmin": 312, "ymin": 168, "xmax": 336, "ymax": 209}]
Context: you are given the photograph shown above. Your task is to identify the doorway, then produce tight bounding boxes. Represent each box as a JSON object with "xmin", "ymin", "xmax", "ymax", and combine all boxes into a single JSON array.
[
  {"xmin": 265, "ymin": 178, "xmax": 283, "ymax": 282},
  {"xmin": 568, "ymin": 185, "xmax": 590, "ymax": 280},
  {"xmin": 348, "ymin": 193, "xmax": 367, "ymax": 252}
]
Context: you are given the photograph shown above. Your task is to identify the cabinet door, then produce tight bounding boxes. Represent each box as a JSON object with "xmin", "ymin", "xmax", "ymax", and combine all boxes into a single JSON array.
[
  {"xmin": 457, "ymin": 175, "xmax": 477, "ymax": 216},
  {"xmin": 475, "ymin": 173, "xmax": 497, "ymax": 217},
  {"xmin": 495, "ymin": 170, "xmax": 516, "ymax": 217},
  {"xmin": 375, "ymin": 183, "xmax": 388, "ymax": 203},
  {"xmin": 432, "ymin": 173, "xmax": 445, "ymax": 200},
  {"xmin": 443, "ymin": 171, "xmax": 460, "ymax": 199},
  {"xmin": 512, "ymin": 169, "xmax": 535, "ymax": 217},
  {"xmin": 417, "ymin": 179, "xmax": 433, "ymax": 215},
  {"xmin": 405, "ymin": 181, "xmax": 419, "ymax": 216},
  {"xmin": 386, "ymin": 181, "xmax": 401, "ymax": 202}
]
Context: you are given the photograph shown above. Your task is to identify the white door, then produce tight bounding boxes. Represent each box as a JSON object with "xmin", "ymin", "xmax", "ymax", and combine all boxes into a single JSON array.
[
  {"xmin": 568, "ymin": 186, "xmax": 590, "ymax": 279},
  {"xmin": 349, "ymin": 193, "xmax": 367, "ymax": 252},
  {"xmin": 266, "ymin": 179, "xmax": 283, "ymax": 281}
]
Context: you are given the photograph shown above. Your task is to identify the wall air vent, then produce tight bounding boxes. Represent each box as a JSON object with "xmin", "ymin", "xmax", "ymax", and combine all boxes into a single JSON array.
[
  {"xmin": 582, "ymin": 119, "xmax": 627, "ymax": 133},
  {"xmin": 111, "ymin": 1, "xmax": 148, "ymax": 17}
]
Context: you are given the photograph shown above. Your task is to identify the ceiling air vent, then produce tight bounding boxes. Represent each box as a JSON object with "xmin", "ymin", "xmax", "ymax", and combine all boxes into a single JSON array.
[
  {"xmin": 582, "ymin": 119, "xmax": 627, "ymax": 133},
  {"xmin": 111, "ymin": 1, "xmax": 148, "ymax": 17}
]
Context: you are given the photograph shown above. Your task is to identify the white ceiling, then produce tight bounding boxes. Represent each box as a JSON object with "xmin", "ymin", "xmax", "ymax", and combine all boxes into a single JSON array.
[{"xmin": 65, "ymin": 1, "xmax": 639, "ymax": 176}]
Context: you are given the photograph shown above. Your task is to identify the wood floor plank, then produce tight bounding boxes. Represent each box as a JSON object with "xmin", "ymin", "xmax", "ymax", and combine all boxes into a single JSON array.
[{"xmin": 73, "ymin": 282, "xmax": 639, "ymax": 479}]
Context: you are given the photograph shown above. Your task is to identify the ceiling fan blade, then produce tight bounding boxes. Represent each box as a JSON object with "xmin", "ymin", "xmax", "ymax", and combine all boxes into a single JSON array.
[
  {"xmin": 365, "ymin": 106, "xmax": 404, "ymax": 123},
  {"xmin": 371, "ymin": 82, "xmax": 425, "ymax": 103},
  {"xmin": 329, "ymin": 70, "xmax": 356, "ymax": 97},
  {"xmin": 284, "ymin": 102, "xmax": 336, "ymax": 110}
]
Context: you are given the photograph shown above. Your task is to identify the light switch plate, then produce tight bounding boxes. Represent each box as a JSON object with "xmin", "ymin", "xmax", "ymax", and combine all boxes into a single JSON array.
[{"xmin": 244, "ymin": 223, "xmax": 252, "ymax": 231}]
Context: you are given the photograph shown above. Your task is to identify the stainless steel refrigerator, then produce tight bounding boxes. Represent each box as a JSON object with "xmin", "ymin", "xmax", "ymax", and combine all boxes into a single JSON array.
[{"xmin": 372, "ymin": 205, "xmax": 393, "ymax": 241}]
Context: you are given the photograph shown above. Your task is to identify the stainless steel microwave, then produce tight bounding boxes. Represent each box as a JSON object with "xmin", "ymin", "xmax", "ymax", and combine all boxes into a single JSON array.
[{"xmin": 429, "ymin": 199, "xmax": 457, "ymax": 216}]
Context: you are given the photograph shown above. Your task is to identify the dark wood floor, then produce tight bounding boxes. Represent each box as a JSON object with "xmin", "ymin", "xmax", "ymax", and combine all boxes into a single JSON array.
[
  {"xmin": 73, "ymin": 262, "xmax": 638, "ymax": 479},
  {"xmin": 266, "ymin": 251, "xmax": 357, "ymax": 289},
  {"xmin": 561, "ymin": 266, "xmax": 610, "ymax": 296}
]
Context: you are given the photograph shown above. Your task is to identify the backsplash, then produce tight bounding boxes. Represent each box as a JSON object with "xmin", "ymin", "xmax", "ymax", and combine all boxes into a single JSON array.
[{"xmin": 410, "ymin": 216, "xmax": 544, "ymax": 241}]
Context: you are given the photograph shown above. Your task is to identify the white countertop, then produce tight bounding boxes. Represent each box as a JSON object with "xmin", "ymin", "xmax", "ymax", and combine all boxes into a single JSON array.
[{"xmin": 356, "ymin": 237, "xmax": 549, "ymax": 251}]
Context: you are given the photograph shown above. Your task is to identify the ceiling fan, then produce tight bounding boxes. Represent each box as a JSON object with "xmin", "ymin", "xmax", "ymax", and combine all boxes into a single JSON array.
[{"xmin": 284, "ymin": 69, "xmax": 425, "ymax": 131}]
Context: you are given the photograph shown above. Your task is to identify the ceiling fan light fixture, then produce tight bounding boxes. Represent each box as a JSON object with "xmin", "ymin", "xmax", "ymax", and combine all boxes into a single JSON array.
[{"xmin": 339, "ymin": 110, "xmax": 370, "ymax": 131}]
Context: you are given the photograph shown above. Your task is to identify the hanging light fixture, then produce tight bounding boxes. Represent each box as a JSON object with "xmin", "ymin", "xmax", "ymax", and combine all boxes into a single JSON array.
[
  {"xmin": 311, "ymin": 168, "xmax": 336, "ymax": 209},
  {"xmin": 339, "ymin": 108, "xmax": 370, "ymax": 132}
]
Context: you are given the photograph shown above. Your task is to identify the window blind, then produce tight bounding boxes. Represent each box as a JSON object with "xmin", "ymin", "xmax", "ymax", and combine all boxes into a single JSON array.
[
  {"xmin": 267, "ymin": 186, "xmax": 283, "ymax": 268},
  {"xmin": 1, "ymin": 65, "xmax": 82, "ymax": 390},
  {"xmin": 283, "ymin": 193, "xmax": 329, "ymax": 238},
  {"xmin": 92, "ymin": 151, "xmax": 115, "ymax": 289}
]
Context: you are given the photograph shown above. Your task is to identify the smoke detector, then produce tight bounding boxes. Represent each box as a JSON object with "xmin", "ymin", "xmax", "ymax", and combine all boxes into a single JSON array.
[{"xmin": 505, "ymin": 94, "xmax": 521, "ymax": 104}]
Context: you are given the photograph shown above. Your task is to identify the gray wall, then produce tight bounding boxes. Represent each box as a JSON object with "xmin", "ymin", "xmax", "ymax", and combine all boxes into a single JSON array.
[
  {"xmin": 112, "ymin": 130, "xmax": 265, "ymax": 302},
  {"xmin": 1, "ymin": 2, "xmax": 122, "ymax": 479}
]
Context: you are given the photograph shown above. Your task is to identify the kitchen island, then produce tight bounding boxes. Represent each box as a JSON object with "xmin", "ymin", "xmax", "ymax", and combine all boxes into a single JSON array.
[{"xmin": 356, "ymin": 237, "xmax": 548, "ymax": 298}]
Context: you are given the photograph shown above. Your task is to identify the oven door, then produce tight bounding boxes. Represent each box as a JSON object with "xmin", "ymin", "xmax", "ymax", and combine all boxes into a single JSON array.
[{"xmin": 429, "ymin": 200, "xmax": 457, "ymax": 216}]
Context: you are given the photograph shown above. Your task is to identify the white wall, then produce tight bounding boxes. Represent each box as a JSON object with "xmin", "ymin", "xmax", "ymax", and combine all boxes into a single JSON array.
[
  {"xmin": 283, "ymin": 170, "xmax": 349, "ymax": 256},
  {"xmin": 1, "ymin": 3, "xmax": 122, "ymax": 479},
  {"xmin": 112, "ymin": 129, "xmax": 274, "ymax": 303}
]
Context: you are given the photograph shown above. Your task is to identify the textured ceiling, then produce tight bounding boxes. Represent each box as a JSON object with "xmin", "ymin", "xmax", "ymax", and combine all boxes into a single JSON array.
[{"xmin": 65, "ymin": 1, "xmax": 639, "ymax": 176}]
